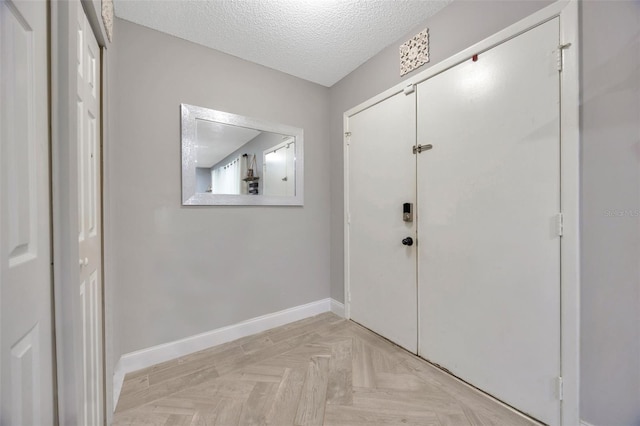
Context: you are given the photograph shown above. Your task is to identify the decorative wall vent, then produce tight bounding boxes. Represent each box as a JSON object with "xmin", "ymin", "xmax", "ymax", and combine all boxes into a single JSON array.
[
  {"xmin": 400, "ymin": 28, "xmax": 429, "ymax": 76},
  {"xmin": 102, "ymin": 0, "xmax": 114, "ymax": 42}
]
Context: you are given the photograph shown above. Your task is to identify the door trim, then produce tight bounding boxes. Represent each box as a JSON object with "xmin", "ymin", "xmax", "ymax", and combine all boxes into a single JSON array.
[{"xmin": 343, "ymin": 1, "xmax": 579, "ymax": 424}]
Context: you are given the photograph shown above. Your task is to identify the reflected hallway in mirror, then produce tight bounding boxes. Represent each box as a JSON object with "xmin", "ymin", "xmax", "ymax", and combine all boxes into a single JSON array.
[{"xmin": 181, "ymin": 104, "xmax": 304, "ymax": 205}]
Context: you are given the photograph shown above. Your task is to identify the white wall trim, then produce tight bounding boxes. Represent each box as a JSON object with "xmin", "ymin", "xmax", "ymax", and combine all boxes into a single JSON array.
[
  {"xmin": 343, "ymin": 1, "xmax": 579, "ymax": 424},
  {"xmin": 558, "ymin": 2, "xmax": 580, "ymax": 426},
  {"xmin": 112, "ymin": 297, "xmax": 341, "ymax": 409},
  {"xmin": 343, "ymin": 115, "xmax": 352, "ymax": 320},
  {"xmin": 330, "ymin": 299, "xmax": 345, "ymax": 317}
]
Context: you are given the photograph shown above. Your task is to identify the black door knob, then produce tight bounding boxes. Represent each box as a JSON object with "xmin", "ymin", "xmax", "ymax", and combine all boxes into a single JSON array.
[{"xmin": 402, "ymin": 237, "xmax": 413, "ymax": 246}]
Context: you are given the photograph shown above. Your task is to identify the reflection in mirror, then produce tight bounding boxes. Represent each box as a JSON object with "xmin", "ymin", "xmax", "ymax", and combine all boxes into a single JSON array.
[
  {"xmin": 195, "ymin": 119, "xmax": 295, "ymax": 196},
  {"xmin": 263, "ymin": 138, "xmax": 296, "ymax": 197},
  {"xmin": 181, "ymin": 104, "xmax": 304, "ymax": 205}
]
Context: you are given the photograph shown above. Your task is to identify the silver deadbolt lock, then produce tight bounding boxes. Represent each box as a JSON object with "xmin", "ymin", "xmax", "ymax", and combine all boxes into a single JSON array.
[{"xmin": 403, "ymin": 202, "xmax": 413, "ymax": 222}]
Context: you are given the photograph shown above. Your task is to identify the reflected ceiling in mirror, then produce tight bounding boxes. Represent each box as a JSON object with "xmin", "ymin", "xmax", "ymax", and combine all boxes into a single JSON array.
[{"xmin": 181, "ymin": 104, "xmax": 304, "ymax": 205}]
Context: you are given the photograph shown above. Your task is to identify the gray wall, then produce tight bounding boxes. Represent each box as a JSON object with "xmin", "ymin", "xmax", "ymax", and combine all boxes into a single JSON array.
[
  {"xmin": 195, "ymin": 167, "xmax": 211, "ymax": 193},
  {"xmin": 328, "ymin": 0, "xmax": 552, "ymax": 302},
  {"xmin": 580, "ymin": 2, "xmax": 640, "ymax": 425},
  {"xmin": 108, "ymin": 18, "xmax": 330, "ymax": 357}
]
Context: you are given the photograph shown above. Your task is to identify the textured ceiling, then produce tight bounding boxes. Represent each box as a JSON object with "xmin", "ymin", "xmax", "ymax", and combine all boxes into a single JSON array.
[
  {"xmin": 196, "ymin": 119, "xmax": 261, "ymax": 168},
  {"xmin": 113, "ymin": 0, "xmax": 452, "ymax": 87}
]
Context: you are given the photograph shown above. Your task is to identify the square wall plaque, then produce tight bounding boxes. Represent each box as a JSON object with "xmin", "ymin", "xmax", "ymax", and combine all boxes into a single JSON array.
[{"xmin": 400, "ymin": 28, "xmax": 429, "ymax": 76}]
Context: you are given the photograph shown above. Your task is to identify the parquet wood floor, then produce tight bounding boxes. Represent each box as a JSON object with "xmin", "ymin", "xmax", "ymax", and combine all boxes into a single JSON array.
[{"xmin": 113, "ymin": 313, "xmax": 539, "ymax": 425}]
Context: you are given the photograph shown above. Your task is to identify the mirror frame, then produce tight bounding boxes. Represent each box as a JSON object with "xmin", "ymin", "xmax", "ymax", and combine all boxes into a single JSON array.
[{"xmin": 181, "ymin": 104, "xmax": 304, "ymax": 206}]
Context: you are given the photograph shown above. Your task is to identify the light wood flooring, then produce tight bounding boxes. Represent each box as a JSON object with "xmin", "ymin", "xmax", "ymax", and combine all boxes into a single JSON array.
[{"xmin": 113, "ymin": 313, "xmax": 538, "ymax": 425}]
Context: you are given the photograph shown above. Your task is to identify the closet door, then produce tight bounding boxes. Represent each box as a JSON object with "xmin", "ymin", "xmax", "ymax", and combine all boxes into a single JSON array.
[
  {"xmin": 347, "ymin": 91, "xmax": 417, "ymax": 353},
  {"xmin": 0, "ymin": 0, "xmax": 55, "ymax": 423},
  {"xmin": 76, "ymin": 5, "xmax": 104, "ymax": 424},
  {"xmin": 417, "ymin": 19, "xmax": 561, "ymax": 425}
]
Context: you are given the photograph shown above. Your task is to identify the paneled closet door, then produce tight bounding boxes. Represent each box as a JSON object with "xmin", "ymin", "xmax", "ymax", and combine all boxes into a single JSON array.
[
  {"xmin": 76, "ymin": 5, "xmax": 104, "ymax": 424},
  {"xmin": 346, "ymin": 91, "xmax": 417, "ymax": 353},
  {"xmin": 417, "ymin": 18, "xmax": 561, "ymax": 425},
  {"xmin": 0, "ymin": 0, "xmax": 55, "ymax": 423}
]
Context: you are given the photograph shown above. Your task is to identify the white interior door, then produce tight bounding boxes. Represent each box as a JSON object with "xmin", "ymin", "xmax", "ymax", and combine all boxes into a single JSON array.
[
  {"xmin": 263, "ymin": 147, "xmax": 284, "ymax": 195},
  {"xmin": 0, "ymin": 0, "xmax": 55, "ymax": 424},
  {"xmin": 284, "ymin": 141, "xmax": 295, "ymax": 196},
  {"xmin": 263, "ymin": 139, "xmax": 295, "ymax": 197},
  {"xmin": 76, "ymin": 5, "xmax": 104, "ymax": 425},
  {"xmin": 347, "ymin": 91, "xmax": 417, "ymax": 353},
  {"xmin": 417, "ymin": 19, "xmax": 561, "ymax": 425}
]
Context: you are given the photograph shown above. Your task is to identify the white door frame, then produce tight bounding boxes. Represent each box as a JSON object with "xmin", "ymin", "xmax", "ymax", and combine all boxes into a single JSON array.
[
  {"xmin": 51, "ymin": 1, "xmax": 109, "ymax": 423},
  {"xmin": 343, "ymin": 1, "xmax": 579, "ymax": 424}
]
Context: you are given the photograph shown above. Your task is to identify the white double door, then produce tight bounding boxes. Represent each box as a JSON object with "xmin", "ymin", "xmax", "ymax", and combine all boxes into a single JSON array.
[{"xmin": 348, "ymin": 18, "xmax": 561, "ymax": 425}]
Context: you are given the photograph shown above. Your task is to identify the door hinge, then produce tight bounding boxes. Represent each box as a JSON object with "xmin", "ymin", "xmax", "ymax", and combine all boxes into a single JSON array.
[
  {"xmin": 556, "ymin": 376, "xmax": 564, "ymax": 401},
  {"xmin": 413, "ymin": 144, "xmax": 433, "ymax": 154},
  {"xmin": 347, "ymin": 291, "xmax": 351, "ymax": 303},
  {"xmin": 347, "ymin": 212, "xmax": 351, "ymax": 224},
  {"xmin": 345, "ymin": 131, "xmax": 352, "ymax": 145},
  {"xmin": 556, "ymin": 212, "xmax": 564, "ymax": 237},
  {"xmin": 557, "ymin": 43, "xmax": 571, "ymax": 72},
  {"xmin": 403, "ymin": 84, "xmax": 415, "ymax": 95}
]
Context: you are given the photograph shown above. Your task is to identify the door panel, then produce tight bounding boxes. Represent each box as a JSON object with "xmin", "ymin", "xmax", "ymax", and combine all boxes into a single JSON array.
[
  {"xmin": 0, "ymin": 0, "xmax": 55, "ymax": 423},
  {"xmin": 285, "ymin": 142, "xmax": 295, "ymax": 196},
  {"xmin": 264, "ymin": 148, "xmax": 284, "ymax": 195},
  {"xmin": 76, "ymin": 5, "xmax": 103, "ymax": 425},
  {"xmin": 417, "ymin": 19, "xmax": 561, "ymax": 425},
  {"xmin": 263, "ymin": 139, "xmax": 295, "ymax": 197},
  {"xmin": 347, "ymin": 92, "xmax": 417, "ymax": 353}
]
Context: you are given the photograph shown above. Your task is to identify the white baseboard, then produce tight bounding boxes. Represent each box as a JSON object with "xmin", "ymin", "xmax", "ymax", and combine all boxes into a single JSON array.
[
  {"xmin": 113, "ymin": 297, "xmax": 342, "ymax": 408},
  {"xmin": 330, "ymin": 299, "xmax": 345, "ymax": 317}
]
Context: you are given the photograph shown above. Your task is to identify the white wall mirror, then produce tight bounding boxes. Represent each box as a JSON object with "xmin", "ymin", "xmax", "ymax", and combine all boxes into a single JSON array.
[{"xmin": 181, "ymin": 104, "xmax": 304, "ymax": 205}]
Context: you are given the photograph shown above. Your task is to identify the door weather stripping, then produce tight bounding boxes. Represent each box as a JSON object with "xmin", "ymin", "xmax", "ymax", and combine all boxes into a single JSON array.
[{"xmin": 413, "ymin": 144, "xmax": 433, "ymax": 154}]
